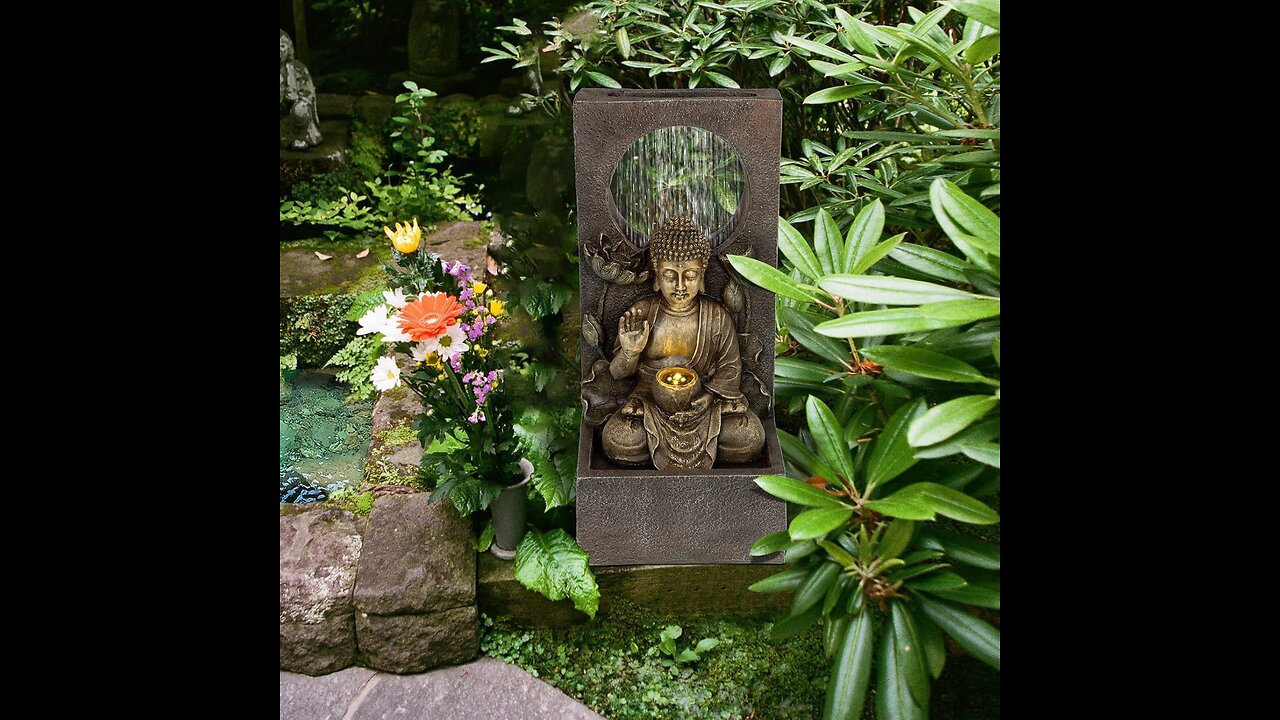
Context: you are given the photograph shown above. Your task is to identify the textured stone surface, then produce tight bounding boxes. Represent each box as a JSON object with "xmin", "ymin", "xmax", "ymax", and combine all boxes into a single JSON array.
[
  {"xmin": 408, "ymin": 0, "xmax": 460, "ymax": 76},
  {"xmin": 526, "ymin": 134, "xmax": 574, "ymax": 211},
  {"xmin": 354, "ymin": 94, "xmax": 395, "ymax": 129},
  {"xmin": 280, "ymin": 666, "xmax": 377, "ymax": 719},
  {"xmin": 355, "ymin": 606, "xmax": 479, "ymax": 674},
  {"xmin": 479, "ymin": 552, "xmax": 788, "ymax": 627},
  {"xmin": 281, "ymin": 615, "xmax": 358, "ymax": 675},
  {"xmin": 279, "ymin": 246, "xmax": 384, "ymax": 298},
  {"xmin": 280, "ymin": 506, "xmax": 364, "ymax": 623},
  {"xmin": 317, "ymin": 93, "xmax": 356, "ymax": 119},
  {"xmin": 347, "ymin": 658, "xmax": 604, "ymax": 719},
  {"xmin": 280, "ymin": 119, "xmax": 350, "ymax": 179},
  {"xmin": 354, "ymin": 494, "xmax": 475, "ymax": 615}
]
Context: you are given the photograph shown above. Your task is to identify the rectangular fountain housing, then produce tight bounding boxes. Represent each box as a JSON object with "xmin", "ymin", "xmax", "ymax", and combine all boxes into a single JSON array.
[{"xmin": 573, "ymin": 88, "xmax": 787, "ymax": 565}]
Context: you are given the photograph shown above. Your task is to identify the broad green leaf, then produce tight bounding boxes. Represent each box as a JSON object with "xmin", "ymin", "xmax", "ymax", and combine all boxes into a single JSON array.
[
  {"xmin": 865, "ymin": 398, "xmax": 926, "ymax": 490},
  {"xmin": 585, "ymin": 71, "xmax": 622, "ymax": 89},
  {"xmin": 775, "ymin": 357, "xmax": 836, "ymax": 383},
  {"xmin": 883, "ymin": 27, "xmax": 963, "ymax": 81},
  {"xmin": 888, "ymin": 244, "xmax": 971, "ymax": 283},
  {"xmin": 704, "ymin": 71, "xmax": 741, "ymax": 88},
  {"xmin": 930, "ymin": 179, "xmax": 1000, "ymax": 256},
  {"xmin": 883, "ymin": 562, "xmax": 951, "ymax": 585},
  {"xmin": 913, "ymin": 418, "xmax": 1000, "ymax": 459},
  {"xmin": 908, "ymin": 395, "xmax": 999, "ymax": 446},
  {"xmin": 748, "ymin": 565, "xmax": 812, "ymax": 593},
  {"xmin": 877, "ymin": 519, "xmax": 915, "ymax": 560},
  {"xmin": 961, "ymin": 441, "xmax": 1001, "ymax": 467},
  {"xmin": 906, "ymin": 571, "xmax": 968, "ymax": 592},
  {"xmin": 918, "ymin": 299, "xmax": 1001, "ymax": 322},
  {"xmin": 925, "ymin": 583, "xmax": 1000, "ymax": 610},
  {"xmin": 819, "ymin": 275, "xmax": 977, "ymax": 306},
  {"xmin": 778, "ymin": 428, "xmax": 821, "ymax": 477},
  {"xmin": 915, "ymin": 595, "xmax": 1000, "ymax": 670},
  {"xmin": 785, "ymin": 538, "xmax": 820, "ymax": 563},
  {"xmin": 804, "ymin": 84, "xmax": 878, "ymax": 104},
  {"xmin": 935, "ymin": 463, "xmax": 987, "ymax": 490},
  {"xmin": 814, "ymin": 208, "xmax": 843, "ymax": 275},
  {"xmin": 850, "ymin": 232, "xmax": 907, "ymax": 274},
  {"xmin": 824, "ymin": 612, "xmax": 849, "ymax": 658},
  {"xmin": 781, "ymin": 307, "xmax": 852, "ymax": 367},
  {"xmin": 792, "ymin": 560, "xmax": 842, "ymax": 614},
  {"xmin": 841, "ymin": 200, "xmax": 885, "ymax": 274},
  {"xmin": 474, "ymin": 520, "xmax": 494, "ymax": 552},
  {"xmin": 513, "ymin": 528, "xmax": 600, "ymax": 619},
  {"xmin": 728, "ymin": 255, "xmax": 821, "ymax": 303},
  {"xmin": 695, "ymin": 637, "xmax": 721, "ymax": 653},
  {"xmin": 750, "ymin": 530, "xmax": 792, "ymax": 556},
  {"xmin": 964, "ymin": 32, "xmax": 1000, "ymax": 64},
  {"xmin": 778, "ymin": 217, "xmax": 823, "ymax": 281},
  {"xmin": 824, "ymin": 609, "xmax": 875, "ymax": 720},
  {"xmin": 818, "ymin": 539, "xmax": 857, "ymax": 568},
  {"xmin": 865, "ymin": 495, "xmax": 935, "ymax": 520},
  {"xmin": 916, "ymin": 528, "xmax": 1000, "ymax": 570},
  {"xmin": 782, "ymin": 34, "xmax": 860, "ymax": 64},
  {"xmin": 992, "ymin": 338, "xmax": 1000, "ymax": 366},
  {"xmin": 768, "ymin": 54, "xmax": 792, "ymax": 77},
  {"xmin": 861, "ymin": 345, "xmax": 996, "ymax": 385},
  {"xmin": 807, "ymin": 395, "xmax": 857, "ymax": 484},
  {"xmin": 815, "ymin": 307, "xmax": 949, "ymax": 338},
  {"xmin": 876, "ymin": 618, "xmax": 927, "ymax": 720},
  {"xmin": 790, "ymin": 506, "xmax": 855, "ymax": 540},
  {"xmin": 835, "ymin": 6, "xmax": 878, "ymax": 55},
  {"xmin": 948, "ymin": 0, "xmax": 1001, "ymax": 30},
  {"xmin": 616, "ymin": 27, "xmax": 632, "ymax": 58},
  {"xmin": 770, "ymin": 602, "xmax": 823, "ymax": 640},
  {"xmin": 754, "ymin": 474, "xmax": 847, "ymax": 508},
  {"xmin": 892, "ymin": 603, "xmax": 932, "ymax": 709},
  {"xmin": 940, "ymin": 150, "xmax": 1001, "ymax": 165},
  {"xmin": 896, "ymin": 482, "xmax": 999, "ymax": 524},
  {"xmin": 915, "ymin": 611, "xmax": 947, "ymax": 679}
]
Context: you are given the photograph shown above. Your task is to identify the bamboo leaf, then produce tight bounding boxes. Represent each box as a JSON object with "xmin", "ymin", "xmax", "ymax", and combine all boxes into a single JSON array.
[
  {"xmin": 754, "ymin": 474, "xmax": 848, "ymax": 508},
  {"xmin": 804, "ymin": 84, "xmax": 879, "ymax": 104},
  {"xmin": 963, "ymin": 32, "xmax": 1000, "ymax": 64},
  {"xmin": 728, "ymin": 255, "xmax": 821, "ymax": 303},
  {"xmin": 819, "ymin": 275, "xmax": 977, "ymax": 306},
  {"xmin": 961, "ymin": 441, "xmax": 1001, "ymax": 467},
  {"xmin": 778, "ymin": 217, "xmax": 824, "ymax": 282},
  {"xmin": 915, "ymin": 595, "xmax": 1000, "ymax": 670},
  {"xmin": 790, "ymin": 506, "xmax": 854, "ymax": 540},
  {"xmin": 917, "ymin": 299, "xmax": 1001, "ymax": 322},
  {"xmin": 782, "ymin": 34, "xmax": 860, "ymax": 63},
  {"xmin": 908, "ymin": 395, "xmax": 999, "ymax": 446},
  {"xmin": 775, "ymin": 357, "xmax": 836, "ymax": 383},
  {"xmin": 815, "ymin": 307, "xmax": 946, "ymax": 339},
  {"xmin": 947, "ymin": 0, "xmax": 1001, "ymax": 30},
  {"xmin": 865, "ymin": 495, "xmax": 935, "ymax": 520},
  {"xmin": 841, "ymin": 200, "xmax": 885, "ymax": 274},
  {"xmin": 824, "ymin": 608, "xmax": 875, "ymax": 720},
  {"xmin": 925, "ymin": 583, "xmax": 1000, "ymax": 610}
]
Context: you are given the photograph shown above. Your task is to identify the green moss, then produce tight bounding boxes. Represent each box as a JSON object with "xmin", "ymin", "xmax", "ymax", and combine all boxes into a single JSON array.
[
  {"xmin": 279, "ymin": 293, "xmax": 358, "ymax": 367},
  {"xmin": 325, "ymin": 489, "xmax": 375, "ymax": 517},
  {"xmin": 379, "ymin": 425, "xmax": 418, "ymax": 448}
]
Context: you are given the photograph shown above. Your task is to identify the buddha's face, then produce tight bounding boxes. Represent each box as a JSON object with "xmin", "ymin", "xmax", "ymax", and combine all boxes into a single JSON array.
[{"xmin": 655, "ymin": 258, "xmax": 704, "ymax": 311}]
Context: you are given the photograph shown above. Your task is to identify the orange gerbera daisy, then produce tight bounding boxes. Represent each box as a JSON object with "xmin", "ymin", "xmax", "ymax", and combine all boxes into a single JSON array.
[{"xmin": 397, "ymin": 292, "xmax": 465, "ymax": 341}]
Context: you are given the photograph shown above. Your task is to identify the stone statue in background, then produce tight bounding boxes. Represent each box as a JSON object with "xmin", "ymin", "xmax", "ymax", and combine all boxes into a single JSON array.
[
  {"xmin": 280, "ymin": 30, "xmax": 322, "ymax": 150},
  {"xmin": 600, "ymin": 216, "xmax": 765, "ymax": 470}
]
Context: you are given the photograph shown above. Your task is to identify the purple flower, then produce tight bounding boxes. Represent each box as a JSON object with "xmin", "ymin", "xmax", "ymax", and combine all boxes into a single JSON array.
[
  {"xmin": 449, "ymin": 354, "xmax": 462, "ymax": 372},
  {"xmin": 459, "ymin": 288, "xmax": 474, "ymax": 302},
  {"xmin": 448, "ymin": 262, "xmax": 471, "ymax": 279}
]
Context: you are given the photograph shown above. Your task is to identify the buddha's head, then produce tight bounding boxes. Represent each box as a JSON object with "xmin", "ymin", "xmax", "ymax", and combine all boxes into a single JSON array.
[{"xmin": 649, "ymin": 216, "xmax": 709, "ymax": 312}]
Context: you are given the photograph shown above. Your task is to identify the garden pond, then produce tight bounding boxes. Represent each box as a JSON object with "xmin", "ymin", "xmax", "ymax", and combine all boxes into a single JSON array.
[{"xmin": 279, "ymin": 369, "xmax": 373, "ymax": 503}]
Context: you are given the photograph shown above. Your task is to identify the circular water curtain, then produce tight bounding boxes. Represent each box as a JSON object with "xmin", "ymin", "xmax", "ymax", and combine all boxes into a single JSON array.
[{"xmin": 609, "ymin": 125, "xmax": 746, "ymax": 249}]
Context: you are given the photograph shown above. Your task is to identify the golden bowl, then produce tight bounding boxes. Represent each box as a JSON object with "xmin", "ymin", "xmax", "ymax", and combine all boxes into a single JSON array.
[{"xmin": 654, "ymin": 367, "xmax": 701, "ymax": 414}]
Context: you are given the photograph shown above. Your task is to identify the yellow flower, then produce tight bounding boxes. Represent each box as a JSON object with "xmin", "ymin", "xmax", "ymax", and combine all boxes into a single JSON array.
[
  {"xmin": 384, "ymin": 218, "xmax": 421, "ymax": 253},
  {"xmin": 477, "ymin": 347, "xmax": 488, "ymax": 358},
  {"xmin": 472, "ymin": 281, "xmax": 488, "ymax": 296},
  {"xmin": 488, "ymin": 299, "xmax": 506, "ymax": 317}
]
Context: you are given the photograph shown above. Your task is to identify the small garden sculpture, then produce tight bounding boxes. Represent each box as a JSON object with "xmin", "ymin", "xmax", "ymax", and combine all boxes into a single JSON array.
[{"xmin": 280, "ymin": 30, "xmax": 322, "ymax": 150}]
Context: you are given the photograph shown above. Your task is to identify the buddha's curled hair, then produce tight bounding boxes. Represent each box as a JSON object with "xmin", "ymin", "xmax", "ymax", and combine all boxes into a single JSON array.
[{"xmin": 649, "ymin": 215, "xmax": 710, "ymax": 272}]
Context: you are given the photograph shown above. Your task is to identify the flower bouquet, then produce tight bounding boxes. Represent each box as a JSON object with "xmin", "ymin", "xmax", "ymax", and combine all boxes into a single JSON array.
[{"xmin": 359, "ymin": 219, "xmax": 523, "ymax": 514}]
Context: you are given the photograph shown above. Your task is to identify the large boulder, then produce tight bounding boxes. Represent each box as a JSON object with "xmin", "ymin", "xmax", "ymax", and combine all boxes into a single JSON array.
[
  {"xmin": 355, "ymin": 606, "xmax": 479, "ymax": 673},
  {"xmin": 280, "ymin": 506, "xmax": 364, "ymax": 674},
  {"xmin": 354, "ymin": 494, "xmax": 474, "ymax": 615}
]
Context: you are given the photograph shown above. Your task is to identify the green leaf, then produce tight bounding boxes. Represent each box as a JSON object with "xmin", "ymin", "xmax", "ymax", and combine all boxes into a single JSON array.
[
  {"xmin": 865, "ymin": 495, "xmax": 935, "ymax": 520},
  {"xmin": 818, "ymin": 275, "xmax": 977, "ymax": 306},
  {"xmin": 804, "ymin": 84, "xmax": 878, "ymax": 104},
  {"xmin": 915, "ymin": 612, "xmax": 946, "ymax": 679},
  {"xmin": 824, "ymin": 608, "xmax": 875, "ymax": 720},
  {"xmin": 925, "ymin": 583, "xmax": 1000, "ymax": 610},
  {"xmin": 781, "ymin": 307, "xmax": 852, "ymax": 367},
  {"xmin": 915, "ymin": 595, "xmax": 1000, "ymax": 670},
  {"xmin": 616, "ymin": 27, "xmax": 632, "ymax": 58},
  {"xmin": 948, "ymin": 0, "xmax": 1001, "ymax": 30},
  {"xmin": 770, "ymin": 602, "xmax": 823, "ymax": 640},
  {"xmin": 755, "ymin": 474, "xmax": 848, "ymax": 508},
  {"xmin": 861, "ymin": 345, "xmax": 996, "ymax": 385},
  {"xmin": 876, "ymin": 617, "xmax": 927, "ymax": 720},
  {"xmin": 585, "ymin": 70, "xmax": 622, "ymax": 89},
  {"xmin": 897, "ymin": 482, "xmax": 999, "ymax": 524},
  {"xmin": 892, "ymin": 603, "xmax": 931, "ymax": 709},
  {"xmin": 906, "ymin": 572, "xmax": 968, "ymax": 592},
  {"xmin": 790, "ymin": 506, "xmax": 855, "ymax": 540},
  {"xmin": 768, "ymin": 54, "xmax": 792, "ymax": 77},
  {"xmin": 818, "ymin": 539, "xmax": 857, "ymax": 568},
  {"xmin": 887, "ymin": 244, "xmax": 971, "ymax": 283},
  {"xmin": 792, "ymin": 560, "xmax": 842, "ymax": 614},
  {"xmin": 815, "ymin": 308, "xmax": 944, "ymax": 339},
  {"xmin": 824, "ymin": 613, "xmax": 849, "ymax": 659},
  {"xmin": 704, "ymin": 71, "xmax": 740, "ymax": 88},
  {"xmin": 778, "ymin": 428, "xmax": 822, "ymax": 477},
  {"xmin": 908, "ymin": 395, "xmax": 999, "ymax": 446},
  {"xmin": 865, "ymin": 398, "xmax": 926, "ymax": 490},
  {"xmin": 963, "ymin": 32, "xmax": 1000, "ymax": 64},
  {"xmin": 919, "ymin": 299, "xmax": 1001, "ymax": 322},
  {"xmin": 695, "ymin": 637, "xmax": 721, "ymax": 653},
  {"xmin": 785, "ymin": 539, "xmax": 820, "ymax": 563},
  {"xmin": 913, "ymin": 418, "xmax": 1000, "ymax": 459},
  {"xmin": 778, "ymin": 217, "xmax": 823, "ymax": 281},
  {"xmin": 781, "ymin": 34, "xmax": 860, "ymax": 63},
  {"xmin": 841, "ymin": 200, "xmax": 885, "ymax": 274},
  {"xmin": 850, "ymin": 232, "xmax": 907, "ymax": 275},
  {"xmin": 806, "ymin": 395, "xmax": 857, "ymax": 485},
  {"xmin": 513, "ymin": 528, "xmax": 600, "ymax": 619},
  {"xmin": 961, "ymin": 441, "xmax": 1001, "ymax": 467},
  {"xmin": 835, "ymin": 6, "xmax": 878, "ymax": 55},
  {"xmin": 877, "ymin": 519, "xmax": 915, "ymax": 560},
  {"xmin": 992, "ymin": 338, "xmax": 1000, "ymax": 366},
  {"xmin": 930, "ymin": 179, "xmax": 1000, "ymax": 256},
  {"xmin": 916, "ymin": 528, "xmax": 1000, "ymax": 570},
  {"xmin": 813, "ymin": 208, "xmax": 844, "ymax": 276},
  {"xmin": 748, "ymin": 565, "xmax": 812, "ymax": 593},
  {"xmin": 728, "ymin": 255, "xmax": 821, "ymax": 303},
  {"xmin": 750, "ymin": 530, "xmax": 792, "ymax": 556},
  {"xmin": 775, "ymin": 357, "xmax": 835, "ymax": 384},
  {"xmin": 474, "ymin": 520, "xmax": 494, "ymax": 552}
]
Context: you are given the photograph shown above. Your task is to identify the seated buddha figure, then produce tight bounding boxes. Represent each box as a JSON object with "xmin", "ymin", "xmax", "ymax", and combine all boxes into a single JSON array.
[{"xmin": 601, "ymin": 216, "xmax": 766, "ymax": 470}]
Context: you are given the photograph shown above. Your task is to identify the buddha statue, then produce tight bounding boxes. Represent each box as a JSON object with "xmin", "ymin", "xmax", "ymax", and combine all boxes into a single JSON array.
[{"xmin": 601, "ymin": 216, "xmax": 766, "ymax": 470}]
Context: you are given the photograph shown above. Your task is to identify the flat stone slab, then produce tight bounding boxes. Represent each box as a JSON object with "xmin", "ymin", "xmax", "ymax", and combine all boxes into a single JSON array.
[
  {"xmin": 354, "ymin": 493, "xmax": 475, "ymax": 615},
  {"xmin": 356, "ymin": 606, "xmax": 479, "ymax": 674},
  {"xmin": 281, "ymin": 615, "xmax": 358, "ymax": 676},
  {"xmin": 281, "ymin": 666, "xmax": 377, "ymax": 720},
  {"xmin": 317, "ymin": 93, "xmax": 356, "ymax": 119},
  {"xmin": 279, "ymin": 247, "xmax": 386, "ymax": 299},
  {"xmin": 352, "ymin": 658, "xmax": 603, "ymax": 719}
]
